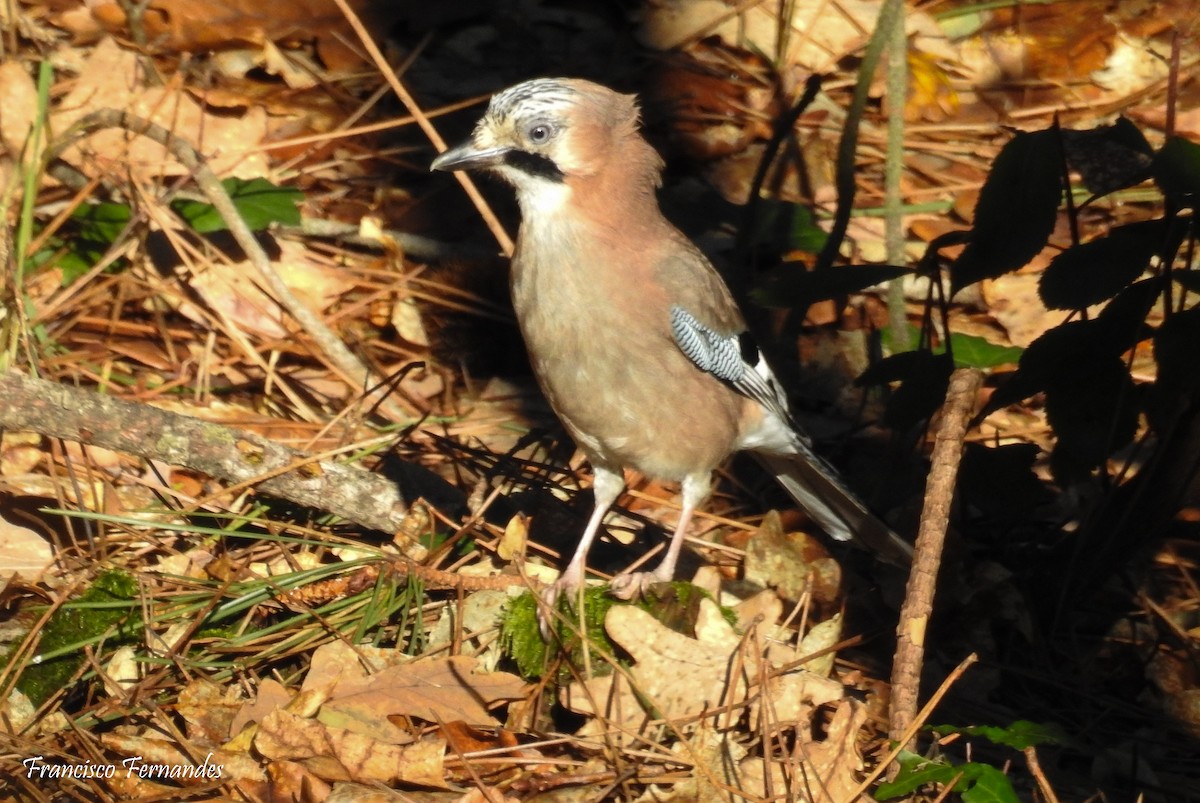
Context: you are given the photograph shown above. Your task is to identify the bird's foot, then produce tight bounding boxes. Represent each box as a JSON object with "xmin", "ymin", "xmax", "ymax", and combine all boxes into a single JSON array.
[
  {"xmin": 608, "ymin": 567, "xmax": 673, "ymax": 601},
  {"xmin": 537, "ymin": 570, "xmax": 585, "ymax": 640}
]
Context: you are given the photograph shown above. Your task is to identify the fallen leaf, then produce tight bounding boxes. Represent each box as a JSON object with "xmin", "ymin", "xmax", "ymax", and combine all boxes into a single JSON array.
[
  {"xmin": 100, "ymin": 732, "xmax": 265, "ymax": 782},
  {"xmin": 0, "ymin": 513, "xmax": 54, "ymax": 581},
  {"xmin": 56, "ymin": 38, "xmax": 271, "ymax": 181},
  {"xmin": 732, "ymin": 700, "xmax": 871, "ymax": 801},
  {"xmin": 322, "ymin": 655, "xmax": 527, "ymax": 733},
  {"xmin": 255, "ymin": 708, "xmax": 446, "ymax": 785},
  {"xmin": 178, "ymin": 678, "xmax": 246, "ymax": 745},
  {"xmin": 564, "ymin": 598, "xmax": 845, "ymax": 736}
]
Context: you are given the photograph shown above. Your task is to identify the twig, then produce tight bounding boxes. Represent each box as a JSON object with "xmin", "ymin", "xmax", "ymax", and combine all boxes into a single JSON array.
[
  {"xmin": 853, "ymin": 652, "xmax": 979, "ymax": 799},
  {"xmin": 1024, "ymin": 745, "xmax": 1063, "ymax": 803},
  {"xmin": 815, "ymin": 0, "xmax": 905, "ymax": 272},
  {"xmin": 890, "ymin": 368, "xmax": 982, "ymax": 749},
  {"xmin": 884, "ymin": 0, "xmax": 911, "ymax": 352},
  {"xmin": 0, "ymin": 373, "xmax": 428, "ymax": 556},
  {"xmin": 329, "ymin": 0, "xmax": 514, "ymax": 257}
]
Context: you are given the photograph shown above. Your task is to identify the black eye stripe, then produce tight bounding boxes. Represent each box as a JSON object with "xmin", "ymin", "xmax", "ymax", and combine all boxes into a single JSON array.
[{"xmin": 503, "ymin": 150, "xmax": 565, "ymax": 182}]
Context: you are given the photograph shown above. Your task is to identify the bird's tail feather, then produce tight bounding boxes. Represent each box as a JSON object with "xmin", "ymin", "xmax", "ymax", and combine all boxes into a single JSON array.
[{"xmin": 754, "ymin": 452, "xmax": 912, "ymax": 567}]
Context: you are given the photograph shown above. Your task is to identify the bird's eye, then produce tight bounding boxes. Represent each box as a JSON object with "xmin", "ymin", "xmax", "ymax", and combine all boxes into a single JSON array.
[{"xmin": 528, "ymin": 123, "xmax": 554, "ymax": 145}]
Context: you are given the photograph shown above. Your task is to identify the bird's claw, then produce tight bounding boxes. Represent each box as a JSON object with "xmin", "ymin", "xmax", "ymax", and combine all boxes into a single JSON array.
[
  {"xmin": 608, "ymin": 569, "xmax": 671, "ymax": 601},
  {"xmin": 537, "ymin": 576, "xmax": 580, "ymax": 640}
]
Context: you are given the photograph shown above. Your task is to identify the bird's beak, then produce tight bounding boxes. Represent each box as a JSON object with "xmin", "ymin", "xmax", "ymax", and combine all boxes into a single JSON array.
[{"xmin": 430, "ymin": 140, "xmax": 509, "ymax": 173}]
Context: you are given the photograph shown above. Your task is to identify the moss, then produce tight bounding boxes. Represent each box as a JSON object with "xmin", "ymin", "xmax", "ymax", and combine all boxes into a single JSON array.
[
  {"xmin": 12, "ymin": 569, "xmax": 140, "ymax": 706},
  {"xmin": 499, "ymin": 581, "xmax": 736, "ymax": 682},
  {"xmin": 500, "ymin": 587, "xmax": 619, "ymax": 681}
]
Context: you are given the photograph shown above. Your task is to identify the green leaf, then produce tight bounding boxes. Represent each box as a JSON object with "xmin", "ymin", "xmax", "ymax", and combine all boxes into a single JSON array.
[
  {"xmin": 752, "ymin": 264, "xmax": 911, "ymax": 309},
  {"xmin": 932, "ymin": 720, "xmax": 1068, "ymax": 750},
  {"xmin": 1152, "ymin": 135, "xmax": 1200, "ymax": 198},
  {"xmin": 874, "ymin": 755, "xmax": 1014, "ymax": 801},
  {"xmin": 875, "ymin": 751, "xmax": 959, "ymax": 798},
  {"xmin": 875, "ymin": 750, "xmax": 1021, "ymax": 803},
  {"xmin": 750, "ymin": 199, "xmax": 829, "ymax": 253},
  {"xmin": 952, "ymin": 129, "xmax": 1063, "ymax": 293},
  {"xmin": 55, "ymin": 248, "xmax": 99, "ymax": 285},
  {"xmin": 39, "ymin": 202, "xmax": 135, "ymax": 284},
  {"xmin": 949, "ymin": 333, "xmax": 1023, "ymax": 368},
  {"xmin": 880, "ymin": 326, "xmax": 1022, "ymax": 369},
  {"xmin": 171, "ymin": 177, "xmax": 302, "ymax": 233},
  {"xmin": 71, "ymin": 201, "xmax": 132, "ymax": 244},
  {"xmin": 960, "ymin": 764, "xmax": 1022, "ymax": 803},
  {"xmin": 1040, "ymin": 220, "xmax": 1162, "ymax": 310}
]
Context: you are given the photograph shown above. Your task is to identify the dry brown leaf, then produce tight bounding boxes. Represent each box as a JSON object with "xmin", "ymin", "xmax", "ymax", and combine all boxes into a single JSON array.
[
  {"xmin": 426, "ymin": 589, "xmax": 513, "ymax": 673},
  {"xmin": 794, "ymin": 614, "xmax": 842, "ymax": 678},
  {"xmin": 564, "ymin": 598, "xmax": 845, "ymax": 735},
  {"xmin": 100, "ymin": 732, "xmax": 265, "ymax": 782},
  {"xmin": 497, "ymin": 514, "xmax": 528, "ymax": 562},
  {"xmin": 88, "ymin": 0, "xmax": 393, "ymax": 72},
  {"xmin": 981, "ymin": 273, "xmax": 1072, "ymax": 347},
  {"xmin": 0, "ymin": 60, "xmax": 39, "ymax": 160},
  {"xmin": 255, "ymin": 708, "xmax": 447, "ymax": 786},
  {"xmin": 230, "ymin": 678, "xmax": 294, "ymax": 736},
  {"xmin": 450, "ymin": 789, "xmax": 522, "ymax": 803},
  {"xmin": 633, "ymin": 727, "xmax": 747, "ymax": 802},
  {"xmin": 440, "ymin": 721, "xmax": 533, "ymax": 786},
  {"xmin": 304, "ymin": 640, "xmax": 399, "ymax": 694},
  {"xmin": 563, "ymin": 600, "xmax": 749, "ymax": 730},
  {"xmin": 637, "ymin": 0, "xmax": 948, "ymax": 74},
  {"xmin": 0, "ymin": 431, "xmax": 43, "ymax": 476},
  {"xmin": 322, "ymin": 655, "xmax": 528, "ymax": 734},
  {"xmin": 735, "ymin": 700, "xmax": 871, "ymax": 802},
  {"xmin": 262, "ymin": 758, "xmax": 334, "ymax": 802},
  {"xmin": 743, "ymin": 510, "xmax": 841, "ymax": 604},
  {"xmin": 733, "ymin": 589, "xmax": 785, "ymax": 633},
  {"xmin": 178, "ymin": 678, "xmax": 246, "ymax": 745},
  {"xmin": 0, "ymin": 512, "xmax": 54, "ymax": 581},
  {"xmin": 55, "ymin": 37, "xmax": 271, "ymax": 181},
  {"xmin": 101, "ymin": 645, "xmax": 141, "ymax": 697},
  {"xmin": 166, "ymin": 239, "xmax": 350, "ymax": 340}
]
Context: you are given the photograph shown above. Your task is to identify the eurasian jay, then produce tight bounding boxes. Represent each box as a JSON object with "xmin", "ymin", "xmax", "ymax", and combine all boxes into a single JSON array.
[{"xmin": 431, "ymin": 78, "xmax": 911, "ymax": 608}]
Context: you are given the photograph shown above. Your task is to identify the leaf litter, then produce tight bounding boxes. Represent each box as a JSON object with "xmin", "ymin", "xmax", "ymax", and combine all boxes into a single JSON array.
[{"xmin": 0, "ymin": 1, "xmax": 1198, "ymax": 801}]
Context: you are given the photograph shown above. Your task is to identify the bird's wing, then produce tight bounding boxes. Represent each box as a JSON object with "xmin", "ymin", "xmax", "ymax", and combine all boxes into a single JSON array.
[{"xmin": 668, "ymin": 304, "xmax": 794, "ymax": 428}]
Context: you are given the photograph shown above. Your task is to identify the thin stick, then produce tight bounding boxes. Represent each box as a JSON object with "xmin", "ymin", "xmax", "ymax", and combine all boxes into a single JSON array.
[
  {"xmin": 890, "ymin": 368, "xmax": 982, "ymax": 749},
  {"xmin": 852, "ymin": 652, "xmax": 979, "ymax": 799},
  {"xmin": 329, "ymin": 0, "xmax": 514, "ymax": 256}
]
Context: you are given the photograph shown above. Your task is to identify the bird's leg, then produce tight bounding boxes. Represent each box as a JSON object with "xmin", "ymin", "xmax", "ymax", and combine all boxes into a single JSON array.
[
  {"xmin": 540, "ymin": 466, "xmax": 624, "ymax": 633},
  {"xmin": 610, "ymin": 472, "xmax": 710, "ymax": 599}
]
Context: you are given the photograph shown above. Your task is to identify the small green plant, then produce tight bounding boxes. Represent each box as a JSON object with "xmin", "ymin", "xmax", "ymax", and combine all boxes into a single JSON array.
[
  {"xmin": 34, "ymin": 176, "xmax": 302, "ymax": 285},
  {"xmin": 500, "ymin": 586, "xmax": 621, "ymax": 680},
  {"xmin": 9, "ymin": 569, "xmax": 141, "ymax": 706},
  {"xmin": 499, "ymin": 582, "xmax": 735, "ymax": 680},
  {"xmin": 169, "ymin": 176, "xmax": 302, "ymax": 234},
  {"xmin": 876, "ymin": 719, "xmax": 1067, "ymax": 802}
]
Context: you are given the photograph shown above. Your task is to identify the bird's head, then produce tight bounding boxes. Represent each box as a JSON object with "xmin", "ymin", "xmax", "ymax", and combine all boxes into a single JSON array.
[{"xmin": 431, "ymin": 78, "xmax": 663, "ymax": 208}]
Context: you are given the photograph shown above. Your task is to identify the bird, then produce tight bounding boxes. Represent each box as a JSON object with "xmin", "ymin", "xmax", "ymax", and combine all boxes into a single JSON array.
[{"xmin": 431, "ymin": 77, "xmax": 911, "ymax": 612}]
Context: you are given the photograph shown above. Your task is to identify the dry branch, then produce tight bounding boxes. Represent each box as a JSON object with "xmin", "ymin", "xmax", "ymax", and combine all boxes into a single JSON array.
[
  {"xmin": 889, "ymin": 367, "xmax": 982, "ymax": 749},
  {"xmin": 0, "ymin": 372, "xmax": 426, "ymax": 556}
]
